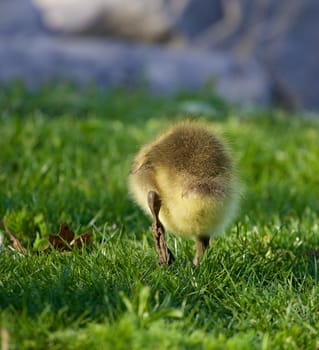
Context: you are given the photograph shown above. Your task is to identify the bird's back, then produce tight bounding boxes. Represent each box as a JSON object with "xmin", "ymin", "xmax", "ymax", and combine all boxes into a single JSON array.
[
  {"xmin": 129, "ymin": 122, "xmax": 238, "ymax": 237},
  {"xmin": 146, "ymin": 123, "xmax": 233, "ymax": 198}
]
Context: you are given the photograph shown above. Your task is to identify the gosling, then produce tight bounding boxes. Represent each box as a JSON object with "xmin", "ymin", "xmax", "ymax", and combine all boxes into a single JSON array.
[{"xmin": 129, "ymin": 121, "xmax": 239, "ymax": 266}]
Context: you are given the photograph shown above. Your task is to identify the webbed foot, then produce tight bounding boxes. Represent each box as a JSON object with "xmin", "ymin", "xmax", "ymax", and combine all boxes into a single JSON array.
[
  {"xmin": 148, "ymin": 191, "xmax": 175, "ymax": 266},
  {"xmin": 193, "ymin": 237, "xmax": 210, "ymax": 267}
]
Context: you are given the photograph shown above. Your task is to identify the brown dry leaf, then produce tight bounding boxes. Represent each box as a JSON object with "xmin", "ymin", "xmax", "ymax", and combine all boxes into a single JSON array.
[
  {"xmin": 71, "ymin": 232, "xmax": 92, "ymax": 250},
  {"xmin": 48, "ymin": 223, "xmax": 92, "ymax": 251},
  {"xmin": 48, "ymin": 223, "xmax": 75, "ymax": 251},
  {"xmin": 1, "ymin": 218, "xmax": 26, "ymax": 254},
  {"xmin": 1, "ymin": 220, "xmax": 91, "ymax": 254}
]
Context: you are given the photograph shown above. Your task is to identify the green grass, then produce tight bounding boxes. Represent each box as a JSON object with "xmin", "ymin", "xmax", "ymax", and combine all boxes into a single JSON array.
[{"xmin": 1, "ymin": 83, "xmax": 319, "ymax": 349}]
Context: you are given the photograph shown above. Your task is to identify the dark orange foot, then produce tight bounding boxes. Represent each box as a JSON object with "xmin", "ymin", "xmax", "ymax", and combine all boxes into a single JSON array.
[
  {"xmin": 193, "ymin": 237, "xmax": 210, "ymax": 267},
  {"xmin": 148, "ymin": 191, "xmax": 175, "ymax": 266}
]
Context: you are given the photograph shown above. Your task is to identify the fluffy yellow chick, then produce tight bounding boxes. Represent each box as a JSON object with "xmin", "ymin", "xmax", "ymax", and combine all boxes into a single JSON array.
[{"xmin": 129, "ymin": 121, "xmax": 239, "ymax": 266}]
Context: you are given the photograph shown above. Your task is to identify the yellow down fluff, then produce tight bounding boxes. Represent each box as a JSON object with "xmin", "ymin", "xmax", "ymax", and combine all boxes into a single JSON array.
[{"xmin": 129, "ymin": 121, "xmax": 240, "ymax": 238}]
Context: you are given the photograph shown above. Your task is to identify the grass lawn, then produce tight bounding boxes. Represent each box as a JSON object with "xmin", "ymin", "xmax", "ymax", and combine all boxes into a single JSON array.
[{"xmin": 0, "ymin": 83, "xmax": 319, "ymax": 349}]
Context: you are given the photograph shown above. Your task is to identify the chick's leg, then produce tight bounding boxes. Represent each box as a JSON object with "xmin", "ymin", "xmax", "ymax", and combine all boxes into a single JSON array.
[
  {"xmin": 193, "ymin": 237, "xmax": 210, "ymax": 266},
  {"xmin": 148, "ymin": 191, "xmax": 175, "ymax": 266}
]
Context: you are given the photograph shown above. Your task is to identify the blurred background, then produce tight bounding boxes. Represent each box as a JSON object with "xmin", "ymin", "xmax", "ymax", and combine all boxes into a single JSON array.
[{"xmin": 0, "ymin": 0, "xmax": 318, "ymax": 110}]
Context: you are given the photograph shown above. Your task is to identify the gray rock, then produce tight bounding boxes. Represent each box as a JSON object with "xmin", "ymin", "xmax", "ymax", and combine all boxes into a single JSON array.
[
  {"xmin": 143, "ymin": 47, "xmax": 269, "ymax": 106},
  {"xmin": 4, "ymin": 0, "xmax": 319, "ymax": 110},
  {"xmin": 195, "ymin": 0, "xmax": 319, "ymax": 110},
  {"xmin": 0, "ymin": 36, "xmax": 270, "ymax": 106},
  {"xmin": 263, "ymin": 0, "xmax": 319, "ymax": 110},
  {"xmin": 0, "ymin": 0, "xmax": 47, "ymax": 36},
  {"xmin": 175, "ymin": 0, "xmax": 222, "ymax": 39},
  {"xmin": 33, "ymin": 0, "xmax": 178, "ymax": 41},
  {"xmin": 33, "ymin": 0, "xmax": 222, "ymax": 42},
  {"xmin": 32, "ymin": 0, "xmax": 319, "ymax": 110}
]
